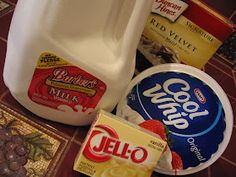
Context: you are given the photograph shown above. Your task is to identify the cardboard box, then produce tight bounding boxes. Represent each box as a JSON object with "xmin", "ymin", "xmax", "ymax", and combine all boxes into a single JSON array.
[
  {"xmin": 74, "ymin": 110, "xmax": 166, "ymax": 177},
  {"xmin": 137, "ymin": 0, "xmax": 234, "ymax": 70}
]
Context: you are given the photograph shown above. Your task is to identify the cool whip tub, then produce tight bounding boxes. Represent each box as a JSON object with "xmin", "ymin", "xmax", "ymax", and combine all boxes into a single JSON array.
[
  {"xmin": 116, "ymin": 63, "xmax": 233, "ymax": 175},
  {"xmin": 73, "ymin": 110, "xmax": 166, "ymax": 177}
]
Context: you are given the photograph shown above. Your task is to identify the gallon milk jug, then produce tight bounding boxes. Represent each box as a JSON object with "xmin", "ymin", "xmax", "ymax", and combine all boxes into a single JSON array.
[{"xmin": 3, "ymin": 0, "xmax": 153, "ymax": 125}]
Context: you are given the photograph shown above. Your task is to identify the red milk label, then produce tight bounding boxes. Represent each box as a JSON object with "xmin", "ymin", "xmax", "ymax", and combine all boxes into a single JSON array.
[{"xmin": 28, "ymin": 52, "xmax": 106, "ymax": 112}]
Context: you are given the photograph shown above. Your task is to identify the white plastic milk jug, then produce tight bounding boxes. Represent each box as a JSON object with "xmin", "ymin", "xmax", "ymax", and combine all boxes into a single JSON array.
[{"xmin": 3, "ymin": 0, "xmax": 153, "ymax": 125}]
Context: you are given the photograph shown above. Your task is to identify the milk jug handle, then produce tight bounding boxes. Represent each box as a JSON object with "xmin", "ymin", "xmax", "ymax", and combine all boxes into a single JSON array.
[{"xmin": 121, "ymin": 0, "xmax": 152, "ymax": 60}]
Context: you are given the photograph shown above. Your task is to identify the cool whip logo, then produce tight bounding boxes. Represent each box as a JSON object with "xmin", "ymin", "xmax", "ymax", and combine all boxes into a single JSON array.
[
  {"xmin": 143, "ymin": 78, "xmax": 209, "ymax": 129},
  {"xmin": 152, "ymin": 0, "xmax": 188, "ymax": 22},
  {"xmin": 83, "ymin": 125, "xmax": 148, "ymax": 163}
]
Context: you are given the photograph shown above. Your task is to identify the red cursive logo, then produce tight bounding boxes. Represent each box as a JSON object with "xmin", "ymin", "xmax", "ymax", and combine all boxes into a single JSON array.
[
  {"xmin": 51, "ymin": 68, "xmax": 98, "ymax": 89},
  {"xmin": 83, "ymin": 124, "xmax": 148, "ymax": 163}
]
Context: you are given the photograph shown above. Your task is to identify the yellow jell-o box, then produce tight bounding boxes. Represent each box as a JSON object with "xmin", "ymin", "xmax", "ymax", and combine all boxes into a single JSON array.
[{"xmin": 73, "ymin": 110, "xmax": 167, "ymax": 177}]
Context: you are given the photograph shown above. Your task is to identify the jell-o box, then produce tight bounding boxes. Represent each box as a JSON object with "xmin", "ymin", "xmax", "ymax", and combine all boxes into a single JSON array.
[{"xmin": 73, "ymin": 110, "xmax": 166, "ymax": 177}]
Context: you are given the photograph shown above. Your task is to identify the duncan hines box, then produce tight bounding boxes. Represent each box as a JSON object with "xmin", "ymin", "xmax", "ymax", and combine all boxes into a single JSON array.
[
  {"xmin": 73, "ymin": 110, "xmax": 166, "ymax": 177},
  {"xmin": 117, "ymin": 64, "xmax": 234, "ymax": 175},
  {"xmin": 137, "ymin": 0, "xmax": 234, "ymax": 70}
]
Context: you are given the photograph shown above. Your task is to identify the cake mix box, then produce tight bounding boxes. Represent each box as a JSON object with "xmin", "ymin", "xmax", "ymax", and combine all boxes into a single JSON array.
[
  {"xmin": 137, "ymin": 0, "xmax": 234, "ymax": 70},
  {"xmin": 73, "ymin": 110, "xmax": 166, "ymax": 177}
]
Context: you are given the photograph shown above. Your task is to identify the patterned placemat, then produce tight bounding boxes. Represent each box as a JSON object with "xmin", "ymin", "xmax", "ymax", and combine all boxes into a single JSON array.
[
  {"xmin": 0, "ymin": 0, "xmax": 13, "ymax": 17},
  {"xmin": 217, "ymin": 30, "xmax": 236, "ymax": 69},
  {"xmin": 0, "ymin": 103, "xmax": 69, "ymax": 177}
]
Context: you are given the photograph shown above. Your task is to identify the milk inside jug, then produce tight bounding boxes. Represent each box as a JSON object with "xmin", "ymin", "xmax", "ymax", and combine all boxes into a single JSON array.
[{"xmin": 3, "ymin": 0, "xmax": 153, "ymax": 125}]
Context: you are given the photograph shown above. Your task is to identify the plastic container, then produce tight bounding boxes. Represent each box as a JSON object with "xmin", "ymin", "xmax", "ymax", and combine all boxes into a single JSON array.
[
  {"xmin": 116, "ymin": 63, "xmax": 233, "ymax": 175},
  {"xmin": 74, "ymin": 110, "xmax": 166, "ymax": 177},
  {"xmin": 3, "ymin": 0, "xmax": 153, "ymax": 125}
]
